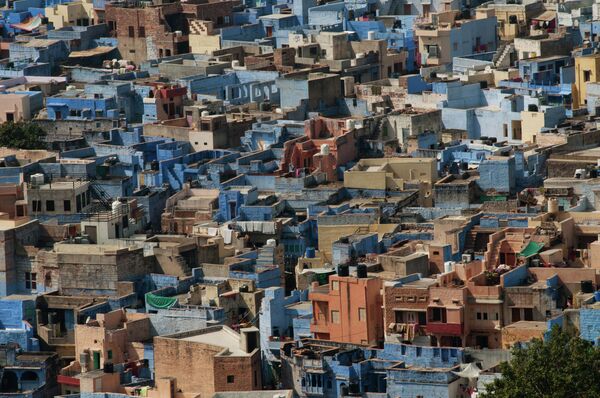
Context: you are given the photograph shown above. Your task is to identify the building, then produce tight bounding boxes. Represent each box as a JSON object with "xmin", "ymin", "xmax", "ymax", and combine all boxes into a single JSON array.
[
  {"xmin": 309, "ymin": 266, "xmax": 384, "ymax": 345},
  {"xmin": 153, "ymin": 326, "xmax": 262, "ymax": 396},
  {"xmin": 415, "ymin": 11, "xmax": 498, "ymax": 66},
  {"xmin": 574, "ymin": 52, "xmax": 600, "ymax": 109}
]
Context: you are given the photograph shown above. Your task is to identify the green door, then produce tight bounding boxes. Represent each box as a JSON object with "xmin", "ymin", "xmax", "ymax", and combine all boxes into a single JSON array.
[{"xmin": 93, "ymin": 351, "xmax": 100, "ymax": 369}]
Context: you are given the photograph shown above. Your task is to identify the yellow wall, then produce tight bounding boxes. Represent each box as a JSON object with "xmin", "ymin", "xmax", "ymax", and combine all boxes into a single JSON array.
[
  {"xmin": 520, "ymin": 111, "xmax": 546, "ymax": 144},
  {"xmin": 574, "ymin": 54, "xmax": 600, "ymax": 109},
  {"xmin": 45, "ymin": 1, "xmax": 94, "ymax": 29},
  {"xmin": 189, "ymin": 34, "xmax": 221, "ymax": 55},
  {"xmin": 344, "ymin": 158, "xmax": 437, "ymax": 191}
]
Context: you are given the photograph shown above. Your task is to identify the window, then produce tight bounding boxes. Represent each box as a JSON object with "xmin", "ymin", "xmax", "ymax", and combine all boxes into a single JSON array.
[
  {"xmin": 331, "ymin": 280, "xmax": 339, "ymax": 290},
  {"xmin": 63, "ymin": 200, "xmax": 71, "ymax": 212},
  {"xmin": 358, "ymin": 307, "xmax": 366, "ymax": 321},
  {"xmin": 46, "ymin": 200, "xmax": 55, "ymax": 212},
  {"xmin": 477, "ymin": 312, "xmax": 482, "ymax": 320},
  {"xmin": 128, "ymin": 26, "xmax": 135, "ymax": 37},
  {"xmin": 433, "ymin": 251, "xmax": 439, "ymax": 255},
  {"xmin": 25, "ymin": 272, "xmax": 37, "ymax": 290},
  {"xmin": 138, "ymin": 26, "xmax": 145, "ymax": 37},
  {"xmin": 227, "ymin": 375, "xmax": 234, "ymax": 383},
  {"xmin": 483, "ymin": 312, "xmax": 488, "ymax": 320},
  {"xmin": 331, "ymin": 310, "xmax": 340, "ymax": 324},
  {"xmin": 107, "ymin": 350, "xmax": 113, "ymax": 360},
  {"xmin": 32, "ymin": 200, "xmax": 42, "ymax": 212},
  {"xmin": 431, "ymin": 307, "xmax": 444, "ymax": 322},
  {"xmin": 584, "ymin": 70, "xmax": 592, "ymax": 82},
  {"xmin": 524, "ymin": 308, "xmax": 533, "ymax": 321}
]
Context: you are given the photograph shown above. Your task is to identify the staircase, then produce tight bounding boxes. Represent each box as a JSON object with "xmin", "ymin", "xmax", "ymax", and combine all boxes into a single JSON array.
[
  {"xmin": 89, "ymin": 181, "xmax": 113, "ymax": 209},
  {"xmin": 493, "ymin": 44, "xmax": 514, "ymax": 68}
]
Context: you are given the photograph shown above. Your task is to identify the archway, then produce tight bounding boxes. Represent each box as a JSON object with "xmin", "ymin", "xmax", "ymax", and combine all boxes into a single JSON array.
[{"xmin": 1, "ymin": 370, "xmax": 18, "ymax": 392}]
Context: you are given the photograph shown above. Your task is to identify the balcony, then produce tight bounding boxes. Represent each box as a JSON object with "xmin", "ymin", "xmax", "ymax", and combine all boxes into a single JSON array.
[{"xmin": 427, "ymin": 322, "xmax": 463, "ymax": 335}]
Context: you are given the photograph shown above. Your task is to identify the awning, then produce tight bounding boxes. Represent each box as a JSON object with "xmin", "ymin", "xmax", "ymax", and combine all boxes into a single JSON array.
[
  {"xmin": 533, "ymin": 11, "xmax": 556, "ymax": 21},
  {"xmin": 146, "ymin": 293, "xmax": 177, "ymax": 309},
  {"xmin": 69, "ymin": 46, "xmax": 116, "ymax": 58},
  {"xmin": 519, "ymin": 241, "xmax": 544, "ymax": 257},
  {"xmin": 453, "ymin": 362, "xmax": 481, "ymax": 379},
  {"xmin": 11, "ymin": 14, "xmax": 43, "ymax": 32}
]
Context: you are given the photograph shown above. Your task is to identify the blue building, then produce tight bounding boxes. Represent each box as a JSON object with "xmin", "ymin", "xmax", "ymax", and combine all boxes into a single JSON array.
[{"xmin": 0, "ymin": 297, "xmax": 39, "ymax": 351}]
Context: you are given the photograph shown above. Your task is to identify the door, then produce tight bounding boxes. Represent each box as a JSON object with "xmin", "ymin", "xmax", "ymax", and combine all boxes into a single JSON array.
[
  {"xmin": 93, "ymin": 351, "xmax": 101, "ymax": 369},
  {"xmin": 476, "ymin": 335, "xmax": 489, "ymax": 348},
  {"xmin": 85, "ymin": 226, "xmax": 97, "ymax": 243}
]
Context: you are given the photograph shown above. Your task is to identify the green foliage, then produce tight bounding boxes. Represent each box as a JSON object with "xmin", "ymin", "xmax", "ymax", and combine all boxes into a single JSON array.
[
  {"xmin": 481, "ymin": 327, "xmax": 600, "ymax": 398},
  {"xmin": 0, "ymin": 121, "xmax": 46, "ymax": 150}
]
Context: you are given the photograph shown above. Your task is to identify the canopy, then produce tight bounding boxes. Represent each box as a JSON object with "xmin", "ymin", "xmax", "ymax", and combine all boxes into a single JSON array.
[
  {"xmin": 146, "ymin": 293, "xmax": 177, "ymax": 309},
  {"xmin": 11, "ymin": 14, "xmax": 43, "ymax": 32},
  {"xmin": 519, "ymin": 241, "xmax": 544, "ymax": 257},
  {"xmin": 452, "ymin": 362, "xmax": 481, "ymax": 379}
]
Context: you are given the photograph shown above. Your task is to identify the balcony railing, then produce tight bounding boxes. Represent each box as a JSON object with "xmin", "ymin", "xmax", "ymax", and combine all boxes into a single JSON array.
[{"xmin": 426, "ymin": 322, "xmax": 463, "ymax": 335}]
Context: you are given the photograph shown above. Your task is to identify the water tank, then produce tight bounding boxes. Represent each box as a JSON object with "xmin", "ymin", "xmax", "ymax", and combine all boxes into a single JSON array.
[
  {"xmin": 320, "ymin": 144, "xmax": 330, "ymax": 155},
  {"xmin": 591, "ymin": 169, "xmax": 598, "ymax": 178},
  {"xmin": 356, "ymin": 264, "xmax": 368, "ymax": 278},
  {"xmin": 548, "ymin": 198, "xmax": 559, "ymax": 214},
  {"xmin": 337, "ymin": 265, "xmax": 349, "ymax": 277},
  {"xmin": 356, "ymin": 52, "xmax": 365, "ymax": 59},
  {"xmin": 266, "ymin": 238, "xmax": 277, "ymax": 246},
  {"xmin": 30, "ymin": 173, "xmax": 44, "ymax": 187},
  {"xmin": 275, "ymin": 108, "xmax": 283, "ymax": 114},
  {"xmin": 444, "ymin": 261, "xmax": 455, "ymax": 273},
  {"xmin": 201, "ymin": 110, "xmax": 210, "ymax": 117},
  {"xmin": 345, "ymin": 119, "xmax": 356, "ymax": 130},
  {"xmin": 112, "ymin": 200, "xmax": 122, "ymax": 211},
  {"xmin": 104, "ymin": 362, "xmax": 114, "ymax": 373},
  {"xmin": 151, "ymin": 160, "xmax": 159, "ymax": 171},
  {"xmin": 66, "ymin": 85, "xmax": 77, "ymax": 91},
  {"xmin": 232, "ymin": 60, "xmax": 240, "ymax": 68},
  {"xmin": 367, "ymin": 30, "xmax": 377, "ymax": 40},
  {"xmin": 305, "ymin": 247, "xmax": 315, "ymax": 258},
  {"xmin": 574, "ymin": 169, "xmax": 586, "ymax": 179},
  {"xmin": 581, "ymin": 280, "xmax": 594, "ymax": 294}
]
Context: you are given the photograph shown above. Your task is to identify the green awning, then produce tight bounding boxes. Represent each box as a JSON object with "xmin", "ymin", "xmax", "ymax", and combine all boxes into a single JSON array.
[
  {"xmin": 146, "ymin": 293, "xmax": 177, "ymax": 309},
  {"xmin": 519, "ymin": 241, "xmax": 544, "ymax": 257}
]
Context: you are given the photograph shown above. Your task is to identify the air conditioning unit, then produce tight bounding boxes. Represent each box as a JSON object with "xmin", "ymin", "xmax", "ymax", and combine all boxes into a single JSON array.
[{"xmin": 462, "ymin": 253, "xmax": 473, "ymax": 263}]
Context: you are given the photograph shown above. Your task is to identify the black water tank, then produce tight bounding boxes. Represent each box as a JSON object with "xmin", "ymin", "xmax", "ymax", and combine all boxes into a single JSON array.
[
  {"xmin": 357, "ymin": 264, "xmax": 368, "ymax": 278},
  {"xmin": 104, "ymin": 362, "xmax": 114, "ymax": 373},
  {"xmin": 590, "ymin": 169, "xmax": 598, "ymax": 178},
  {"xmin": 337, "ymin": 265, "xmax": 349, "ymax": 277},
  {"xmin": 151, "ymin": 160, "xmax": 159, "ymax": 171},
  {"xmin": 581, "ymin": 280, "xmax": 594, "ymax": 293}
]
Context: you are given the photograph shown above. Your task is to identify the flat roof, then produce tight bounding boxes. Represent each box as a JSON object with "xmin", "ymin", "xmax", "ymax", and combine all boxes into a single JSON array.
[{"xmin": 179, "ymin": 327, "xmax": 250, "ymax": 356}]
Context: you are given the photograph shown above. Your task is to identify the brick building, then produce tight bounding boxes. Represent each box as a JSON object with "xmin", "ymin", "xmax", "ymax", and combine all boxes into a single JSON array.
[
  {"xmin": 153, "ymin": 325, "xmax": 262, "ymax": 396},
  {"xmin": 105, "ymin": 0, "xmax": 238, "ymax": 65},
  {"xmin": 309, "ymin": 266, "xmax": 384, "ymax": 346}
]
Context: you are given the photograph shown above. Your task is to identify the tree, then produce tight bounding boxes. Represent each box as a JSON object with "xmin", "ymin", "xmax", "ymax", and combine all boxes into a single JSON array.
[
  {"xmin": 0, "ymin": 121, "xmax": 46, "ymax": 150},
  {"xmin": 481, "ymin": 327, "xmax": 600, "ymax": 398}
]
